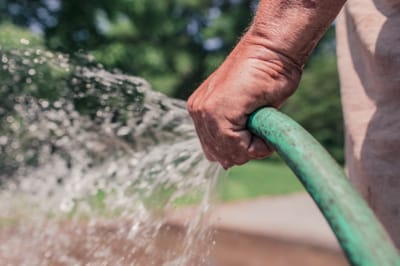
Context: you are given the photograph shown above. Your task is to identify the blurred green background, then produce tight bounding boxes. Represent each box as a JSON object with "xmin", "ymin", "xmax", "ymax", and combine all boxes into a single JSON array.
[{"xmin": 0, "ymin": 0, "xmax": 343, "ymax": 200}]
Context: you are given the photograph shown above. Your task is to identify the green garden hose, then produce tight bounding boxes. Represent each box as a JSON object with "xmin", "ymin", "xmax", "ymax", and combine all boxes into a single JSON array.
[{"xmin": 248, "ymin": 107, "xmax": 400, "ymax": 266}]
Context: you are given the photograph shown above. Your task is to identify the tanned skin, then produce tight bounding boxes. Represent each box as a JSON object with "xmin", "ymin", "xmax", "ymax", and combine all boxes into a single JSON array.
[{"xmin": 188, "ymin": 0, "xmax": 346, "ymax": 169}]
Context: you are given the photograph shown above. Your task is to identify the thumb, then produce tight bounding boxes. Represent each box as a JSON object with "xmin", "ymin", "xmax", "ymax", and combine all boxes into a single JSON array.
[{"xmin": 248, "ymin": 135, "xmax": 274, "ymax": 159}]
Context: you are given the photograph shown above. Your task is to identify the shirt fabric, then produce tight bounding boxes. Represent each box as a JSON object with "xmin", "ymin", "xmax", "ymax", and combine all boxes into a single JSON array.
[{"xmin": 336, "ymin": 0, "xmax": 400, "ymax": 248}]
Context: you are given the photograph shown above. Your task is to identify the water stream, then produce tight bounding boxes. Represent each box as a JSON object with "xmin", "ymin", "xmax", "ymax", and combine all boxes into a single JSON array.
[{"xmin": 0, "ymin": 40, "xmax": 221, "ymax": 265}]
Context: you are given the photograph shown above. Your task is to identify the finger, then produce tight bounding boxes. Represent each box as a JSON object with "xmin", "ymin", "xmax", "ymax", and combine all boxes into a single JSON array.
[
  {"xmin": 187, "ymin": 74, "xmax": 215, "ymax": 110},
  {"xmin": 188, "ymin": 82, "xmax": 219, "ymax": 162},
  {"xmin": 213, "ymin": 130, "xmax": 252, "ymax": 167},
  {"xmin": 194, "ymin": 103, "xmax": 240, "ymax": 166},
  {"xmin": 188, "ymin": 83, "xmax": 251, "ymax": 168},
  {"xmin": 201, "ymin": 142, "xmax": 218, "ymax": 162},
  {"xmin": 220, "ymin": 159, "xmax": 233, "ymax": 170},
  {"xmin": 193, "ymin": 120, "xmax": 218, "ymax": 162},
  {"xmin": 248, "ymin": 136, "xmax": 274, "ymax": 159},
  {"xmin": 187, "ymin": 78, "xmax": 212, "ymax": 117}
]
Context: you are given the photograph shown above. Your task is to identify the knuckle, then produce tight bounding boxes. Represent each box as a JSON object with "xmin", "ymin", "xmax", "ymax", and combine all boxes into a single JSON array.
[{"xmin": 201, "ymin": 99, "xmax": 217, "ymax": 112}]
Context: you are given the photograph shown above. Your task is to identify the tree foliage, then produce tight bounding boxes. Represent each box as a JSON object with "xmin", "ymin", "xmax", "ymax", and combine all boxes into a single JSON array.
[{"xmin": 1, "ymin": 0, "xmax": 258, "ymax": 97}]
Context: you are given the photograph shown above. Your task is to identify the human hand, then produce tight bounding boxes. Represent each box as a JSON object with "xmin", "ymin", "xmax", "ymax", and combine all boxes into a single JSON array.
[{"xmin": 187, "ymin": 33, "xmax": 302, "ymax": 169}]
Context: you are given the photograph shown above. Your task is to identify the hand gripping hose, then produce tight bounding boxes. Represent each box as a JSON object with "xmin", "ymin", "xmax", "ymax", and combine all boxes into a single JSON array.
[{"xmin": 248, "ymin": 107, "xmax": 400, "ymax": 266}]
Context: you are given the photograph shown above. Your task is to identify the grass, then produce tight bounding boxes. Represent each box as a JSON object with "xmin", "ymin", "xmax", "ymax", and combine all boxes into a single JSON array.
[
  {"xmin": 216, "ymin": 158, "xmax": 305, "ymax": 202},
  {"xmin": 173, "ymin": 157, "xmax": 305, "ymax": 205}
]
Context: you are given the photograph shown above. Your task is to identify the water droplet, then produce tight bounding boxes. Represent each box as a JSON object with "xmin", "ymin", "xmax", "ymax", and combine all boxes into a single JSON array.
[
  {"xmin": 117, "ymin": 127, "xmax": 131, "ymax": 136},
  {"xmin": 40, "ymin": 100, "xmax": 49, "ymax": 108},
  {"xmin": 16, "ymin": 154, "xmax": 24, "ymax": 162},
  {"xmin": 60, "ymin": 199, "xmax": 75, "ymax": 212},
  {"xmin": 53, "ymin": 101, "xmax": 62, "ymax": 108},
  {"xmin": 20, "ymin": 38, "xmax": 30, "ymax": 45},
  {"xmin": 0, "ymin": 136, "xmax": 8, "ymax": 145},
  {"xmin": 28, "ymin": 69, "xmax": 36, "ymax": 76},
  {"xmin": 6, "ymin": 116, "xmax": 14, "ymax": 123},
  {"xmin": 28, "ymin": 125, "xmax": 38, "ymax": 132}
]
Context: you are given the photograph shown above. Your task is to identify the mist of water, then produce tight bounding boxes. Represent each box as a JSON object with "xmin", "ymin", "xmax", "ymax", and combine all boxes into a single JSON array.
[{"xmin": 0, "ymin": 41, "xmax": 221, "ymax": 265}]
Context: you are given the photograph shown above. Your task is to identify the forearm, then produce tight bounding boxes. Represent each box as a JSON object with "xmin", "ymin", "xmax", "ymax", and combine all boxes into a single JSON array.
[
  {"xmin": 187, "ymin": 0, "xmax": 347, "ymax": 168},
  {"xmin": 246, "ymin": 0, "xmax": 346, "ymax": 67}
]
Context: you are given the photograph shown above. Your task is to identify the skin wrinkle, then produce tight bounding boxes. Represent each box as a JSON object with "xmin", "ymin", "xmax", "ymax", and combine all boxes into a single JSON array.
[
  {"xmin": 240, "ymin": 36, "xmax": 301, "ymax": 72},
  {"xmin": 204, "ymin": 111, "xmax": 236, "ymax": 162},
  {"xmin": 200, "ymin": 123, "xmax": 219, "ymax": 160},
  {"xmin": 252, "ymin": 0, "xmax": 346, "ymax": 65},
  {"xmin": 245, "ymin": 29, "xmax": 304, "ymax": 69},
  {"xmin": 303, "ymin": 0, "xmax": 318, "ymax": 8},
  {"xmin": 243, "ymin": 55, "xmax": 300, "ymax": 103}
]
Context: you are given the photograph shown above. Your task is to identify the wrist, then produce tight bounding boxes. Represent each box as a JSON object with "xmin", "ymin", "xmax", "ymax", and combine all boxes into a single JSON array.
[
  {"xmin": 246, "ymin": 23, "xmax": 315, "ymax": 68},
  {"xmin": 246, "ymin": 0, "xmax": 346, "ymax": 67},
  {"xmin": 238, "ymin": 31, "xmax": 303, "ymax": 78}
]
